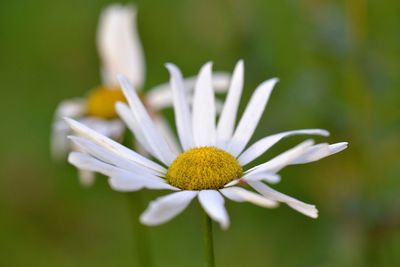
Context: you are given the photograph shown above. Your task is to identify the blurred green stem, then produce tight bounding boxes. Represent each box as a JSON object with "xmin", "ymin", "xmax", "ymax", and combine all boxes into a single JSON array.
[
  {"xmin": 128, "ymin": 191, "xmax": 153, "ymax": 267},
  {"xmin": 124, "ymin": 131, "xmax": 152, "ymax": 266},
  {"xmin": 202, "ymin": 211, "xmax": 215, "ymax": 267}
]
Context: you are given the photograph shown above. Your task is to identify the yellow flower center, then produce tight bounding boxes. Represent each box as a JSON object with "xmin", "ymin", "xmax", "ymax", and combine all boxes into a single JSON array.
[
  {"xmin": 167, "ymin": 147, "xmax": 243, "ymax": 190},
  {"xmin": 86, "ymin": 86, "xmax": 127, "ymax": 119}
]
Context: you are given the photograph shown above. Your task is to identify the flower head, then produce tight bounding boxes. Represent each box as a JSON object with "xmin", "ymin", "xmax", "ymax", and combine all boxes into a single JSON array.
[
  {"xmin": 67, "ymin": 61, "xmax": 347, "ymax": 229},
  {"xmin": 167, "ymin": 146, "xmax": 243, "ymax": 190}
]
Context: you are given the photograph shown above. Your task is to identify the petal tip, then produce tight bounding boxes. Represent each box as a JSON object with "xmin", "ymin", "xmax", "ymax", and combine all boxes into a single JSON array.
[
  {"xmin": 201, "ymin": 61, "xmax": 213, "ymax": 72},
  {"xmin": 321, "ymin": 129, "xmax": 330, "ymax": 136},
  {"xmin": 221, "ymin": 222, "xmax": 230, "ymax": 230},
  {"xmin": 236, "ymin": 59, "xmax": 244, "ymax": 69},
  {"xmin": 139, "ymin": 214, "xmax": 152, "ymax": 226},
  {"xmin": 165, "ymin": 63, "xmax": 181, "ymax": 76}
]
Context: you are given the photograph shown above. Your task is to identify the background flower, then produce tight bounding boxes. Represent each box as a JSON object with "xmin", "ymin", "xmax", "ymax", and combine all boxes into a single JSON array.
[{"xmin": 50, "ymin": 4, "xmax": 231, "ymax": 185}]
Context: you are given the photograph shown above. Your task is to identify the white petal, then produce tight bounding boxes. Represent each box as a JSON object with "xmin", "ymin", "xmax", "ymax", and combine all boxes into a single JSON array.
[
  {"xmin": 109, "ymin": 171, "xmax": 178, "ymax": 192},
  {"xmin": 69, "ymin": 136, "xmax": 162, "ymax": 177},
  {"xmin": 166, "ymin": 63, "xmax": 193, "ymax": 150},
  {"xmin": 65, "ymin": 118, "xmax": 166, "ymax": 174},
  {"xmin": 224, "ymin": 180, "xmax": 240, "ymax": 187},
  {"xmin": 192, "ymin": 62, "xmax": 216, "ymax": 147},
  {"xmin": 290, "ymin": 142, "xmax": 348, "ymax": 164},
  {"xmin": 69, "ymin": 152, "xmax": 173, "ymax": 192},
  {"xmin": 145, "ymin": 72, "xmax": 231, "ymax": 110},
  {"xmin": 97, "ymin": 4, "xmax": 145, "ymax": 88},
  {"xmin": 135, "ymin": 139, "xmax": 151, "ymax": 158},
  {"xmin": 238, "ymin": 129, "xmax": 329, "ymax": 166},
  {"xmin": 242, "ymin": 173, "xmax": 282, "ymax": 184},
  {"xmin": 140, "ymin": 191, "xmax": 197, "ymax": 226},
  {"xmin": 118, "ymin": 76, "xmax": 177, "ymax": 165},
  {"xmin": 78, "ymin": 117, "xmax": 125, "ymax": 140},
  {"xmin": 68, "ymin": 152, "xmax": 121, "ymax": 177},
  {"xmin": 220, "ymin": 187, "xmax": 278, "ymax": 208},
  {"xmin": 51, "ymin": 119, "xmax": 72, "ymax": 160},
  {"xmin": 216, "ymin": 60, "xmax": 244, "ymax": 149},
  {"xmin": 153, "ymin": 116, "xmax": 182, "ymax": 155},
  {"xmin": 227, "ymin": 78, "xmax": 279, "ymax": 157},
  {"xmin": 212, "ymin": 72, "xmax": 231, "ymax": 93},
  {"xmin": 328, "ymin": 142, "xmax": 349, "ymax": 154},
  {"xmin": 51, "ymin": 98, "xmax": 86, "ymax": 159},
  {"xmin": 144, "ymin": 85, "xmax": 172, "ymax": 110},
  {"xmin": 115, "ymin": 102, "xmax": 157, "ymax": 157},
  {"xmin": 54, "ymin": 98, "xmax": 86, "ymax": 118},
  {"xmin": 180, "ymin": 72, "xmax": 231, "ymax": 93},
  {"xmin": 78, "ymin": 169, "xmax": 96, "ymax": 187},
  {"xmin": 245, "ymin": 140, "xmax": 314, "ymax": 176},
  {"xmin": 198, "ymin": 190, "xmax": 229, "ymax": 230},
  {"xmin": 247, "ymin": 180, "xmax": 318, "ymax": 218}
]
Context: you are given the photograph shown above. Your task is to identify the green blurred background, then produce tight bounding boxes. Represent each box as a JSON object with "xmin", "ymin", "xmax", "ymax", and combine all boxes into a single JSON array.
[{"xmin": 1, "ymin": 0, "xmax": 399, "ymax": 266}]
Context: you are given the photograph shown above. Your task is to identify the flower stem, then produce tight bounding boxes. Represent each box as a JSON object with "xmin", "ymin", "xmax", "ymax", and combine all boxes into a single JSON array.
[
  {"xmin": 202, "ymin": 211, "xmax": 215, "ymax": 267},
  {"xmin": 128, "ymin": 192, "xmax": 153, "ymax": 267}
]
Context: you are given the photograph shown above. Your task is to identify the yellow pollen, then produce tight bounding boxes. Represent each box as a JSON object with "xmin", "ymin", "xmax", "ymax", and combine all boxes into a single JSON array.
[
  {"xmin": 86, "ymin": 86, "xmax": 127, "ymax": 119},
  {"xmin": 167, "ymin": 146, "xmax": 243, "ymax": 190}
]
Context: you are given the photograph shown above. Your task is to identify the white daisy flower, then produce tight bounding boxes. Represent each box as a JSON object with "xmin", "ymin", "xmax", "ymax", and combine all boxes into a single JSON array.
[
  {"xmin": 51, "ymin": 4, "xmax": 230, "ymax": 185},
  {"xmin": 66, "ymin": 61, "xmax": 348, "ymax": 229}
]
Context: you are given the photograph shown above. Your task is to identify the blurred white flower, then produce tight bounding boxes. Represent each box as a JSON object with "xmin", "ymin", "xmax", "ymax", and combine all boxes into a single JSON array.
[
  {"xmin": 51, "ymin": 4, "xmax": 230, "ymax": 185},
  {"xmin": 66, "ymin": 61, "xmax": 348, "ymax": 229}
]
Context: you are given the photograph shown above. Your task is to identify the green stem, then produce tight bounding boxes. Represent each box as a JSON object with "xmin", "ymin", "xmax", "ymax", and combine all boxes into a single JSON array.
[
  {"xmin": 202, "ymin": 211, "xmax": 215, "ymax": 267},
  {"xmin": 128, "ymin": 192, "xmax": 153, "ymax": 267}
]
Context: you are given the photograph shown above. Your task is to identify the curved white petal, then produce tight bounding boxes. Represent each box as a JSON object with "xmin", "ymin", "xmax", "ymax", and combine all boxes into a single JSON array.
[
  {"xmin": 220, "ymin": 187, "xmax": 278, "ymax": 208},
  {"xmin": 166, "ymin": 63, "xmax": 193, "ymax": 150},
  {"xmin": 216, "ymin": 60, "xmax": 244, "ymax": 149},
  {"xmin": 118, "ymin": 76, "xmax": 177, "ymax": 165},
  {"xmin": 245, "ymin": 140, "xmax": 314, "ymax": 176},
  {"xmin": 97, "ymin": 4, "xmax": 145, "ymax": 88},
  {"xmin": 115, "ymin": 102, "xmax": 157, "ymax": 156},
  {"xmin": 198, "ymin": 190, "xmax": 229, "ymax": 230},
  {"xmin": 65, "ymin": 118, "xmax": 166, "ymax": 174},
  {"xmin": 140, "ymin": 191, "xmax": 198, "ymax": 226},
  {"xmin": 192, "ymin": 62, "xmax": 216, "ymax": 147},
  {"xmin": 290, "ymin": 142, "xmax": 348, "ymax": 164},
  {"xmin": 238, "ymin": 129, "xmax": 329, "ymax": 166},
  {"xmin": 145, "ymin": 72, "xmax": 231, "ymax": 110},
  {"xmin": 247, "ymin": 180, "xmax": 318, "ymax": 218},
  {"xmin": 227, "ymin": 78, "xmax": 279, "ymax": 157}
]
